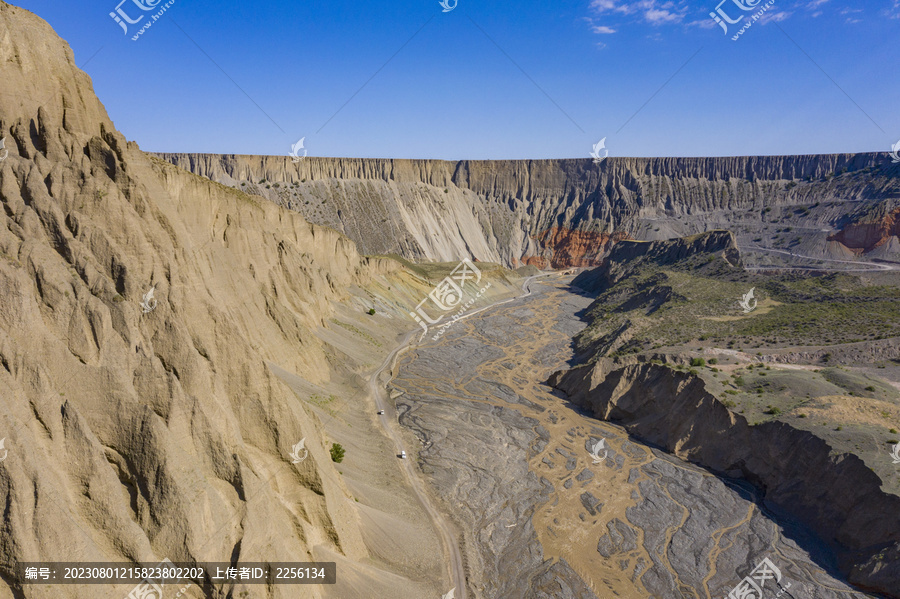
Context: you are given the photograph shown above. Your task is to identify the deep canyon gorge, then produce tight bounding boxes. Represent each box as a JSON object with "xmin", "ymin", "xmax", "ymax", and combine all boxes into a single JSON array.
[{"xmin": 1, "ymin": 2, "xmax": 899, "ymax": 599}]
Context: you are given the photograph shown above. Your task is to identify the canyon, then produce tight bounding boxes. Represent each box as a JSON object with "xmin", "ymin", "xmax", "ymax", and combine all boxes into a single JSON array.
[{"xmin": 1, "ymin": 2, "xmax": 899, "ymax": 599}]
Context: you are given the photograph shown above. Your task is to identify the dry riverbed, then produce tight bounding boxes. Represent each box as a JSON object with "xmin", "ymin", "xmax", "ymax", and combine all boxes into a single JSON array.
[{"xmin": 391, "ymin": 277, "xmax": 879, "ymax": 598}]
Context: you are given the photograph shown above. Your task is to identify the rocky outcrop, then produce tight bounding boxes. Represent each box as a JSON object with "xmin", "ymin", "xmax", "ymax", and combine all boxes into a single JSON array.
[
  {"xmin": 828, "ymin": 206, "xmax": 900, "ymax": 254},
  {"xmin": 520, "ymin": 228, "xmax": 631, "ymax": 269},
  {"xmin": 550, "ymin": 360, "xmax": 900, "ymax": 598},
  {"xmin": 571, "ymin": 230, "xmax": 741, "ymax": 293},
  {"xmin": 155, "ymin": 152, "xmax": 900, "ymax": 268}
]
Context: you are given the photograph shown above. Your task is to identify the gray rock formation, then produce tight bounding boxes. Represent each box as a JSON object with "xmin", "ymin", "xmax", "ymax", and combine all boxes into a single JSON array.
[{"xmin": 552, "ymin": 325, "xmax": 900, "ymax": 598}]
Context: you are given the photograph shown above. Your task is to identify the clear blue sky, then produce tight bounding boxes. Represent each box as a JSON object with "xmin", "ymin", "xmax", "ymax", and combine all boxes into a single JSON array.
[{"xmin": 17, "ymin": 0, "xmax": 900, "ymax": 159}]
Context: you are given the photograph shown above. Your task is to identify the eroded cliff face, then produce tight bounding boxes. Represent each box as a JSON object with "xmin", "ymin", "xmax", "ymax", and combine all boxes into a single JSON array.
[
  {"xmin": 0, "ymin": 4, "xmax": 425, "ymax": 597},
  {"xmin": 549, "ymin": 361, "xmax": 900, "ymax": 597},
  {"xmin": 828, "ymin": 206, "xmax": 900, "ymax": 254},
  {"xmin": 155, "ymin": 152, "xmax": 900, "ymax": 268}
]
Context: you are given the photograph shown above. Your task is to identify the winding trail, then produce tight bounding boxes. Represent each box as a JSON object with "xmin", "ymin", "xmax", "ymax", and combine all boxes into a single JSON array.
[
  {"xmin": 741, "ymin": 245, "xmax": 898, "ymax": 272},
  {"xmin": 369, "ymin": 272, "xmax": 552, "ymax": 598}
]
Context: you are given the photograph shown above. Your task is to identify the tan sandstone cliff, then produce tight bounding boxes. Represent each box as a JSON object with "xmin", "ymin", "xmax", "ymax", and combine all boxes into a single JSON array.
[{"xmin": 0, "ymin": 3, "xmax": 447, "ymax": 598}]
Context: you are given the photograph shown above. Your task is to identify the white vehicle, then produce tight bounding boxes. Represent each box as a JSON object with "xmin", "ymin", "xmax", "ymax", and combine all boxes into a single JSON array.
[
  {"xmin": 377, "ymin": 409, "xmax": 385, "ymax": 415},
  {"xmin": 400, "ymin": 450, "xmax": 407, "ymax": 459}
]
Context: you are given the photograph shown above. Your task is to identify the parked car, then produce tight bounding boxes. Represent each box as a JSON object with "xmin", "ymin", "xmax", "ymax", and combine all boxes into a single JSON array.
[
  {"xmin": 400, "ymin": 450, "xmax": 407, "ymax": 459},
  {"xmin": 377, "ymin": 410, "xmax": 385, "ymax": 415}
]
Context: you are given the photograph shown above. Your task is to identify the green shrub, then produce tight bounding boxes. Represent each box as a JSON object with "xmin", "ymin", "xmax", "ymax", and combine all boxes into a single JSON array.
[
  {"xmin": 690, "ymin": 357, "xmax": 706, "ymax": 367},
  {"xmin": 864, "ymin": 385, "xmax": 875, "ymax": 392},
  {"xmin": 330, "ymin": 443, "xmax": 345, "ymax": 463},
  {"xmin": 367, "ymin": 308, "xmax": 376, "ymax": 315},
  {"xmin": 708, "ymin": 358, "xmax": 718, "ymax": 365},
  {"xmin": 764, "ymin": 406, "xmax": 781, "ymax": 415}
]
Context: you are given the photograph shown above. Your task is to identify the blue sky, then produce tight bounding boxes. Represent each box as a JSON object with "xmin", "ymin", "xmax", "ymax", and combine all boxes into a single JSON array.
[{"xmin": 17, "ymin": 0, "xmax": 900, "ymax": 159}]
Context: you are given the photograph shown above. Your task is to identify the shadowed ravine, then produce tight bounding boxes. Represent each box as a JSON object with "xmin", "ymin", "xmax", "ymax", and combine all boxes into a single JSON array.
[{"xmin": 389, "ymin": 276, "xmax": 878, "ymax": 598}]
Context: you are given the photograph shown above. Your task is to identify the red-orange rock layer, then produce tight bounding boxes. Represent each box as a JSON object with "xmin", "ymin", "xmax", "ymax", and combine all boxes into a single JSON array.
[
  {"xmin": 827, "ymin": 207, "xmax": 900, "ymax": 254},
  {"xmin": 520, "ymin": 228, "xmax": 631, "ymax": 269}
]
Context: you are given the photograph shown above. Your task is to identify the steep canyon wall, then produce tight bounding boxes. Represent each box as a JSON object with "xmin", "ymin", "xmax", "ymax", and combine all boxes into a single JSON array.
[{"xmin": 157, "ymin": 153, "xmax": 900, "ymax": 268}]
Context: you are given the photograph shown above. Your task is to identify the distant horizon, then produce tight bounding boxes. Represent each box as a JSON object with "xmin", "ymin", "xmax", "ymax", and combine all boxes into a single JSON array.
[
  {"xmin": 18, "ymin": 0, "xmax": 899, "ymax": 160},
  {"xmin": 146, "ymin": 149, "xmax": 893, "ymax": 161}
]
